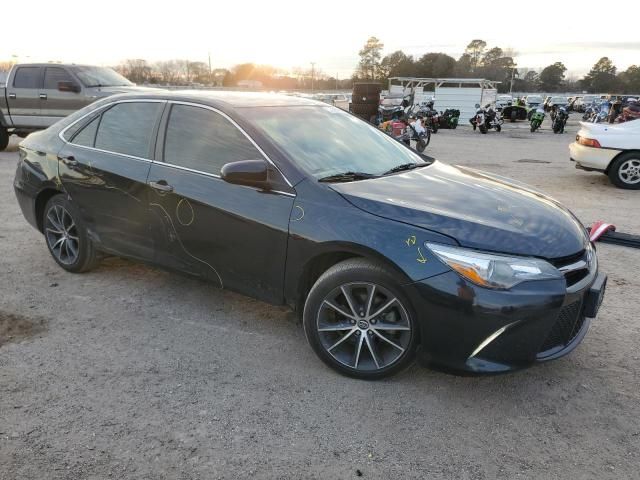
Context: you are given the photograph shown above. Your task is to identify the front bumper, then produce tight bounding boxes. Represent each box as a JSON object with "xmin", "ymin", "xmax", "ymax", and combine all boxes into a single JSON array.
[
  {"xmin": 569, "ymin": 142, "xmax": 620, "ymax": 171},
  {"xmin": 407, "ymin": 263, "xmax": 605, "ymax": 374}
]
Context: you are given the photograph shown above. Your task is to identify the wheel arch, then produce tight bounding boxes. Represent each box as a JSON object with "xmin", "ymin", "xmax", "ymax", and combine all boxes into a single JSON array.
[
  {"xmin": 293, "ymin": 242, "xmax": 412, "ymax": 316},
  {"xmin": 606, "ymin": 149, "xmax": 640, "ymax": 173},
  {"xmin": 35, "ymin": 188, "xmax": 64, "ymax": 233}
]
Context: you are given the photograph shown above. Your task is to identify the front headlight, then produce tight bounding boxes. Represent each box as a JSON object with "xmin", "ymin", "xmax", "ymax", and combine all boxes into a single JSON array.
[{"xmin": 425, "ymin": 243, "xmax": 562, "ymax": 290}]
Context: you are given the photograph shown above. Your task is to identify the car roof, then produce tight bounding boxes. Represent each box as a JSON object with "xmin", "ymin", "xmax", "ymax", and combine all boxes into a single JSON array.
[
  {"xmin": 106, "ymin": 90, "xmax": 326, "ymax": 108},
  {"xmin": 11, "ymin": 63, "xmax": 103, "ymax": 68}
]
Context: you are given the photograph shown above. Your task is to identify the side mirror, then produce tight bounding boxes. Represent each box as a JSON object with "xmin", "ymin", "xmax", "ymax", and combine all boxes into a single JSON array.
[
  {"xmin": 58, "ymin": 81, "xmax": 81, "ymax": 93},
  {"xmin": 221, "ymin": 160, "xmax": 269, "ymax": 190}
]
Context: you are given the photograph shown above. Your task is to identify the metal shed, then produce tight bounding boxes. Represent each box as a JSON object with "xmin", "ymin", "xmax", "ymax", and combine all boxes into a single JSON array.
[{"xmin": 388, "ymin": 77, "xmax": 500, "ymax": 122}]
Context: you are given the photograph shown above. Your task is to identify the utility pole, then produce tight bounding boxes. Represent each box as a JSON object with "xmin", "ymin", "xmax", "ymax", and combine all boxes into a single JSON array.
[
  {"xmin": 336, "ymin": 72, "xmax": 338, "ymax": 90},
  {"xmin": 311, "ymin": 62, "xmax": 316, "ymax": 93},
  {"xmin": 208, "ymin": 51, "xmax": 212, "ymax": 85},
  {"xmin": 510, "ymin": 64, "xmax": 517, "ymax": 94}
]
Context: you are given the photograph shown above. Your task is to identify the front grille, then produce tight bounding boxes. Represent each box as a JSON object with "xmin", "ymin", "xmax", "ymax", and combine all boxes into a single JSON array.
[
  {"xmin": 539, "ymin": 301, "xmax": 583, "ymax": 352},
  {"xmin": 550, "ymin": 249, "xmax": 590, "ymax": 287}
]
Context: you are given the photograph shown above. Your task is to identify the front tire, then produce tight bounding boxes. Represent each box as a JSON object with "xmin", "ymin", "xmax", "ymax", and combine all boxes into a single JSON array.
[
  {"xmin": 608, "ymin": 153, "xmax": 640, "ymax": 189},
  {"xmin": 479, "ymin": 125, "xmax": 487, "ymax": 134},
  {"xmin": 303, "ymin": 258, "xmax": 418, "ymax": 379},
  {"xmin": 0, "ymin": 126, "xmax": 9, "ymax": 151},
  {"xmin": 43, "ymin": 194, "xmax": 99, "ymax": 272}
]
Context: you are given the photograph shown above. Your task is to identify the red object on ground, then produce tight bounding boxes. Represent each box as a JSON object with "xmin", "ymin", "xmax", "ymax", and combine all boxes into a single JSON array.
[
  {"xmin": 392, "ymin": 121, "xmax": 406, "ymax": 137},
  {"xmin": 590, "ymin": 221, "xmax": 616, "ymax": 242}
]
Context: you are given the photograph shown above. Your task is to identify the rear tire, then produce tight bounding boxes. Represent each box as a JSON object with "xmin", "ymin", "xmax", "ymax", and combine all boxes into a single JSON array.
[
  {"xmin": 479, "ymin": 125, "xmax": 487, "ymax": 134},
  {"xmin": 43, "ymin": 194, "xmax": 100, "ymax": 273},
  {"xmin": 0, "ymin": 126, "xmax": 9, "ymax": 151},
  {"xmin": 303, "ymin": 258, "xmax": 419, "ymax": 380},
  {"xmin": 608, "ymin": 153, "xmax": 640, "ymax": 190}
]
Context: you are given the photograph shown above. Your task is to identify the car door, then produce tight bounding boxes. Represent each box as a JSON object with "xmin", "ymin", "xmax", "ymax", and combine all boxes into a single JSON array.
[
  {"xmin": 58, "ymin": 100, "xmax": 165, "ymax": 260},
  {"xmin": 41, "ymin": 66, "xmax": 87, "ymax": 124},
  {"xmin": 6, "ymin": 66, "xmax": 43, "ymax": 127},
  {"xmin": 146, "ymin": 102, "xmax": 295, "ymax": 303}
]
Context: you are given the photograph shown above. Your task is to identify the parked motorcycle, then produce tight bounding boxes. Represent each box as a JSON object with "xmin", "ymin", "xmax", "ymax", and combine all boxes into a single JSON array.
[
  {"xmin": 400, "ymin": 116, "xmax": 431, "ymax": 152},
  {"xmin": 582, "ymin": 102, "xmax": 599, "ymax": 122},
  {"xmin": 552, "ymin": 106, "xmax": 569, "ymax": 133},
  {"xmin": 439, "ymin": 109, "xmax": 460, "ymax": 129},
  {"xmin": 383, "ymin": 107, "xmax": 431, "ymax": 153},
  {"xmin": 413, "ymin": 101, "xmax": 439, "ymax": 133},
  {"xmin": 593, "ymin": 101, "xmax": 611, "ymax": 123},
  {"xmin": 530, "ymin": 106, "xmax": 545, "ymax": 132},
  {"xmin": 470, "ymin": 104, "xmax": 502, "ymax": 133}
]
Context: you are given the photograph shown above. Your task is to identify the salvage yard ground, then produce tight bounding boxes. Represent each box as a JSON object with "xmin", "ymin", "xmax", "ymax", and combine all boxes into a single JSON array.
[{"xmin": 1, "ymin": 119, "xmax": 639, "ymax": 479}]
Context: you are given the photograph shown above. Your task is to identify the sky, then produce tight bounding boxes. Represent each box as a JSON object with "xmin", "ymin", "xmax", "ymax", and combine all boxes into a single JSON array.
[{"xmin": 3, "ymin": 0, "xmax": 640, "ymax": 78}]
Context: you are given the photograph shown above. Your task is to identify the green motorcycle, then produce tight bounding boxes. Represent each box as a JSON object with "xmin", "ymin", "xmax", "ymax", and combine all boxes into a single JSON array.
[{"xmin": 530, "ymin": 108, "xmax": 545, "ymax": 132}]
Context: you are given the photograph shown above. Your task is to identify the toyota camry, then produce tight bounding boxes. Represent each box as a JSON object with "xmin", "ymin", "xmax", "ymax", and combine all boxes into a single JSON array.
[{"xmin": 13, "ymin": 92, "xmax": 607, "ymax": 379}]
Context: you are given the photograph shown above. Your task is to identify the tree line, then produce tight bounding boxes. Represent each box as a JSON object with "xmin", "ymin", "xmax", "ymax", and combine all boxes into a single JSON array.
[
  {"xmin": 113, "ymin": 59, "xmax": 353, "ymax": 90},
  {"xmin": 2, "ymin": 41, "xmax": 638, "ymax": 94},
  {"xmin": 355, "ymin": 37, "xmax": 640, "ymax": 94}
]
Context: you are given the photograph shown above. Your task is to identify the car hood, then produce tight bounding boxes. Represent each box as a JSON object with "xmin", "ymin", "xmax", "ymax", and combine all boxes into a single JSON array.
[{"xmin": 330, "ymin": 161, "xmax": 588, "ymax": 259}]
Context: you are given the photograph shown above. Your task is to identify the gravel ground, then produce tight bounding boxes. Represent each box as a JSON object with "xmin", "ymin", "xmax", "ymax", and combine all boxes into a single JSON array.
[{"xmin": 1, "ymin": 118, "xmax": 639, "ymax": 479}]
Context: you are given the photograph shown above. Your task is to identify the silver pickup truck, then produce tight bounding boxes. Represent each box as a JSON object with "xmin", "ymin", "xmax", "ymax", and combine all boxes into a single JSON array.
[{"xmin": 0, "ymin": 63, "xmax": 153, "ymax": 150}]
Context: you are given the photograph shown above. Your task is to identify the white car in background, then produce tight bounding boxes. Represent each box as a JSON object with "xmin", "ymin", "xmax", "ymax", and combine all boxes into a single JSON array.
[{"xmin": 570, "ymin": 120, "xmax": 640, "ymax": 189}]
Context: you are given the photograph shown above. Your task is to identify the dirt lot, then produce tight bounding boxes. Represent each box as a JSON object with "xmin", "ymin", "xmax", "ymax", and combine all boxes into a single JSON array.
[{"xmin": 1, "ymin": 119, "xmax": 639, "ymax": 479}]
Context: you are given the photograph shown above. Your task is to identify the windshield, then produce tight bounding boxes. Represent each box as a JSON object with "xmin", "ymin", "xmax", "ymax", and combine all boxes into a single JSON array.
[
  {"xmin": 250, "ymin": 106, "xmax": 428, "ymax": 179},
  {"xmin": 527, "ymin": 96, "xmax": 542, "ymax": 103},
  {"xmin": 551, "ymin": 97, "xmax": 567, "ymax": 103},
  {"xmin": 73, "ymin": 66, "xmax": 134, "ymax": 87}
]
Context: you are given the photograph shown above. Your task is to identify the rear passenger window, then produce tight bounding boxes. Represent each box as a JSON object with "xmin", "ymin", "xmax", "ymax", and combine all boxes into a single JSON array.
[
  {"xmin": 163, "ymin": 104, "xmax": 262, "ymax": 175},
  {"xmin": 94, "ymin": 102, "xmax": 161, "ymax": 158},
  {"xmin": 71, "ymin": 116, "xmax": 100, "ymax": 147},
  {"xmin": 44, "ymin": 67, "xmax": 74, "ymax": 89},
  {"xmin": 13, "ymin": 67, "xmax": 41, "ymax": 89}
]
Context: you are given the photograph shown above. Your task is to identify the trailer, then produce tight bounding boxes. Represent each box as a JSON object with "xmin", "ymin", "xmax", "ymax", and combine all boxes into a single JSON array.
[{"xmin": 388, "ymin": 77, "xmax": 500, "ymax": 123}]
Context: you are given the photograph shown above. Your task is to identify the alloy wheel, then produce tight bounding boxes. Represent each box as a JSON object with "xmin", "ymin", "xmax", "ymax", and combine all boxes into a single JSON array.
[
  {"xmin": 45, "ymin": 205, "xmax": 80, "ymax": 265},
  {"xmin": 316, "ymin": 282, "xmax": 412, "ymax": 372},
  {"xmin": 618, "ymin": 159, "xmax": 640, "ymax": 185}
]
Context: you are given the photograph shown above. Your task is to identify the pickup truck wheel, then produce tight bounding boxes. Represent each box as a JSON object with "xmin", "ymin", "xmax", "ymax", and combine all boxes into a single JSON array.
[
  {"xmin": 608, "ymin": 153, "xmax": 640, "ymax": 190},
  {"xmin": 0, "ymin": 126, "xmax": 9, "ymax": 151},
  {"xmin": 43, "ymin": 194, "xmax": 100, "ymax": 272}
]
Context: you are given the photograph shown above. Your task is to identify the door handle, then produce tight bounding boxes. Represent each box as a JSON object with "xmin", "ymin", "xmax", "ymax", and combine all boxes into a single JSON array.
[
  {"xmin": 59, "ymin": 155, "xmax": 78, "ymax": 167},
  {"xmin": 40, "ymin": 93, "xmax": 48, "ymax": 100},
  {"xmin": 149, "ymin": 181, "xmax": 174, "ymax": 193},
  {"xmin": 8, "ymin": 93, "xmax": 16, "ymax": 99}
]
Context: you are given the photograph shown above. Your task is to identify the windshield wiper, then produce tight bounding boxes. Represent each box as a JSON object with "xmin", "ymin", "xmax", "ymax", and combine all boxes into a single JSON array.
[
  {"xmin": 318, "ymin": 171, "xmax": 379, "ymax": 183},
  {"xmin": 382, "ymin": 163, "xmax": 428, "ymax": 175}
]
